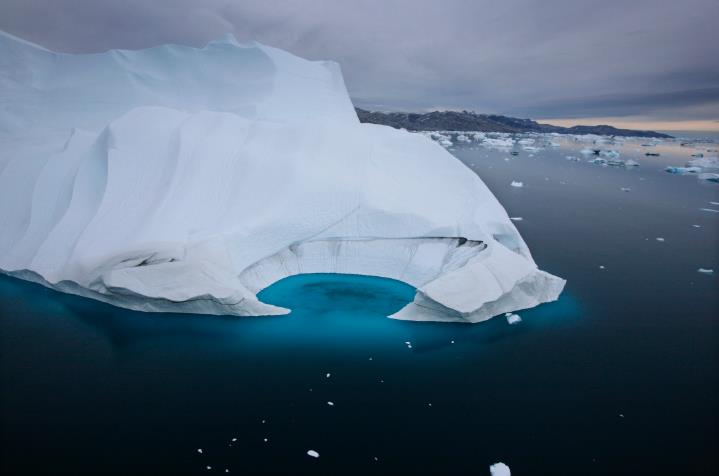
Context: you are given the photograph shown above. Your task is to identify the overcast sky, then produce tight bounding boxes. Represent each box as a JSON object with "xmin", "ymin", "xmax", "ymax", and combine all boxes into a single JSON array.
[{"xmin": 1, "ymin": 0, "xmax": 717, "ymax": 122}]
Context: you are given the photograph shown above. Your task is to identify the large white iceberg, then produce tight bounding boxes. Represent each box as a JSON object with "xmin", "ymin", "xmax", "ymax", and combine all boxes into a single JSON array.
[{"xmin": 0, "ymin": 31, "xmax": 565, "ymax": 323}]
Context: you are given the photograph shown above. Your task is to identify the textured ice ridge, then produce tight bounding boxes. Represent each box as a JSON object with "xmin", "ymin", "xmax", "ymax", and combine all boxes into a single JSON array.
[{"xmin": 0, "ymin": 31, "xmax": 565, "ymax": 322}]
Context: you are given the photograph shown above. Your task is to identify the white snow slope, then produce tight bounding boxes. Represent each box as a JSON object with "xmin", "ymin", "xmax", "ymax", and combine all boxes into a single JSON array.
[{"xmin": 0, "ymin": 31, "xmax": 565, "ymax": 322}]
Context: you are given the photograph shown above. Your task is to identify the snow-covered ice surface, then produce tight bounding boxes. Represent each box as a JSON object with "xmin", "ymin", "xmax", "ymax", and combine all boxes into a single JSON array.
[{"xmin": 0, "ymin": 31, "xmax": 564, "ymax": 323}]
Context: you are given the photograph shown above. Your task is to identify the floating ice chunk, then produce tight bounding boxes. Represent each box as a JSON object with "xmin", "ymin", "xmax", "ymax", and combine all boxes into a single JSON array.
[
  {"xmin": 698, "ymin": 268, "xmax": 714, "ymax": 274},
  {"xmin": 326, "ymin": 373, "xmax": 331, "ymax": 378},
  {"xmin": 698, "ymin": 173, "xmax": 719, "ymax": 182},
  {"xmin": 505, "ymin": 313, "xmax": 522, "ymax": 325},
  {"xmin": 307, "ymin": 450, "xmax": 320, "ymax": 458},
  {"xmin": 510, "ymin": 181, "xmax": 523, "ymax": 188},
  {"xmin": 549, "ymin": 142, "xmax": 561, "ymax": 147},
  {"xmin": 688, "ymin": 156, "xmax": 719, "ymax": 168},
  {"xmin": 580, "ymin": 148, "xmax": 599, "ymax": 155},
  {"xmin": 522, "ymin": 146, "xmax": 541, "ymax": 152},
  {"xmin": 692, "ymin": 225, "xmax": 701, "ymax": 228},
  {"xmin": 665, "ymin": 166, "xmax": 702, "ymax": 174},
  {"xmin": 621, "ymin": 188, "xmax": 631, "ymax": 192},
  {"xmin": 700, "ymin": 208, "xmax": 719, "ymax": 213},
  {"xmin": 456, "ymin": 134, "xmax": 470, "ymax": 142},
  {"xmin": 509, "ymin": 217, "xmax": 523, "ymax": 221},
  {"xmin": 565, "ymin": 156, "xmax": 581, "ymax": 162},
  {"xmin": 589, "ymin": 158, "xmax": 608, "ymax": 166},
  {"xmin": 327, "ymin": 401, "xmax": 334, "ymax": 406},
  {"xmin": 489, "ymin": 462, "xmax": 511, "ymax": 476},
  {"xmin": 624, "ymin": 159, "xmax": 639, "ymax": 167},
  {"xmin": 197, "ymin": 449, "xmax": 203, "ymax": 454},
  {"xmin": 482, "ymin": 137, "xmax": 515, "ymax": 149},
  {"xmin": 656, "ymin": 237, "xmax": 665, "ymax": 242},
  {"xmin": 600, "ymin": 150, "xmax": 620, "ymax": 159}
]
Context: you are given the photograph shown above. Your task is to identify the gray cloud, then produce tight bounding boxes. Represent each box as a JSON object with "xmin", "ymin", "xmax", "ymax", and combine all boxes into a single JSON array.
[{"xmin": 1, "ymin": 0, "xmax": 717, "ymax": 120}]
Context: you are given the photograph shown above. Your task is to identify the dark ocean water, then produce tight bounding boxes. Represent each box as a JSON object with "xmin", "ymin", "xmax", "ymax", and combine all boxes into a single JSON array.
[{"xmin": 1, "ymin": 135, "xmax": 718, "ymax": 475}]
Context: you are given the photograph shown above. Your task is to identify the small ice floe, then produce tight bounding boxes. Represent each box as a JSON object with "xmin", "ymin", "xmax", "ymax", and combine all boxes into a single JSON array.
[
  {"xmin": 688, "ymin": 156, "xmax": 719, "ymax": 168},
  {"xmin": 588, "ymin": 157, "xmax": 607, "ymax": 166},
  {"xmin": 264, "ymin": 438, "xmax": 268, "ymax": 442},
  {"xmin": 600, "ymin": 149, "xmax": 620, "ymax": 159},
  {"xmin": 206, "ymin": 466, "xmax": 212, "ymax": 470},
  {"xmin": 565, "ymin": 155, "xmax": 581, "ymax": 162},
  {"xmin": 619, "ymin": 413, "xmax": 625, "ymax": 418},
  {"xmin": 599, "ymin": 265, "xmax": 605, "ymax": 269},
  {"xmin": 656, "ymin": 237, "xmax": 665, "ymax": 242},
  {"xmin": 307, "ymin": 450, "xmax": 320, "ymax": 458},
  {"xmin": 697, "ymin": 268, "xmax": 714, "ymax": 274},
  {"xmin": 231, "ymin": 438, "xmax": 237, "ymax": 442},
  {"xmin": 621, "ymin": 187, "xmax": 631, "ymax": 192},
  {"xmin": 522, "ymin": 146, "xmax": 541, "ymax": 152},
  {"xmin": 711, "ymin": 202, "xmax": 719, "ymax": 205},
  {"xmin": 197, "ymin": 448, "xmax": 203, "ymax": 454},
  {"xmin": 510, "ymin": 217, "xmax": 523, "ymax": 221},
  {"xmin": 505, "ymin": 313, "xmax": 522, "ymax": 325},
  {"xmin": 700, "ymin": 208, "xmax": 719, "ymax": 213},
  {"xmin": 489, "ymin": 462, "xmax": 511, "ymax": 476},
  {"xmin": 624, "ymin": 159, "xmax": 639, "ymax": 167},
  {"xmin": 510, "ymin": 181, "xmax": 523, "ymax": 188},
  {"xmin": 692, "ymin": 224, "xmax": 701, "ymax": 228},
  {"xmin": 325, "ymin": 373, "xmax": 331, "ymax": 378},
  {"xmin": 482, "ymin": 138, "xmax": 514, "ymax": 150},
  {"xmin": 580, "ymin": 148, "xmax": 599, "ymax": 155},
  {"xmin": 665, "ymin": 166, "xmax": 701, "ymax": 174},
  {"xmin": 698, "ymin": 173, "xmax": 719, "ymax": 182},
  {"xmin": 327, "ymin": 401, "xmax": 334, "ymax": 406},
  {"xmin": 549, "ymin": 141, "xmax": 561, "ymax": 147}
]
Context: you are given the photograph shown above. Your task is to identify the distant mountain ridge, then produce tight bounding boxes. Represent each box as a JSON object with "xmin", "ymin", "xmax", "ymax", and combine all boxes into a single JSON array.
[{"xmin": 355, "ymin": 108, "xmax": 672, "ymax": 138}]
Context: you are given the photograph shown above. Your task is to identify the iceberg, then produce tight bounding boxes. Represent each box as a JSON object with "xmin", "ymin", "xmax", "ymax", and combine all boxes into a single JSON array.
[
  {"xmin": 0, "ymin": 31, "xmax": 564, "ymax": 323},
  {"xmin": 489, "ymin": 462, "xmax": 511, "ymax": 476}
]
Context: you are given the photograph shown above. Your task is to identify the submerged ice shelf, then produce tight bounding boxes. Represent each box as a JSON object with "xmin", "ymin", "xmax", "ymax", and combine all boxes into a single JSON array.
[{"xmin": 0, "ymin": 31, "xmax": 564, "ymax": 323}]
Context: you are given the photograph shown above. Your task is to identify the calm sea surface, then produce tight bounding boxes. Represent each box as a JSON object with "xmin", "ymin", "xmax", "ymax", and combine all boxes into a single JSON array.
[{"xmin": 1, "ymin": 133, "xmax": 717, "ymax": 475}]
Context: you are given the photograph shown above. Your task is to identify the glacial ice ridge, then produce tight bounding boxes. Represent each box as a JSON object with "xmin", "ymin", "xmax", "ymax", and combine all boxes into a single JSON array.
[{"xmin": 0, "ymin": 31, "xmax": 565, "ymax": 322}]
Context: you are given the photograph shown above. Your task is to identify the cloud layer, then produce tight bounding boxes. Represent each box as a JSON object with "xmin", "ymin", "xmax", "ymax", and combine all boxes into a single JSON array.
[{"xmin": 1, "ymin": 0, "xmax": 717, "ymax": 120}]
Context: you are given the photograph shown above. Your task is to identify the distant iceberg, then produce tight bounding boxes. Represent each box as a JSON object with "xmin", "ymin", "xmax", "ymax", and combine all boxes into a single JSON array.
[{"xmin": 0, "ymin": 31, "xmax": 565, "ymax": 323}]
